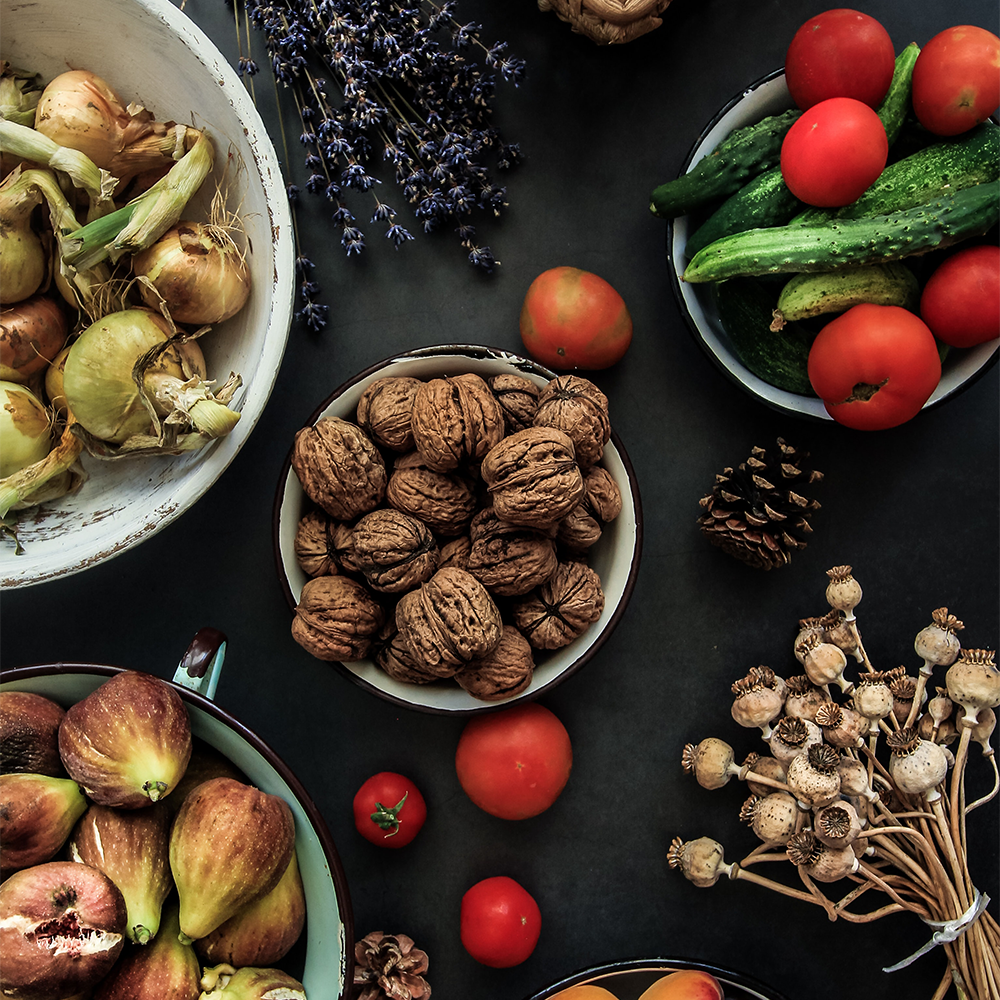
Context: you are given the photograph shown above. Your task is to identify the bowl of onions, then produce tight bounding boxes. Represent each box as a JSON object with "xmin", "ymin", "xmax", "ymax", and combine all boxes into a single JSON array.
[{"xmin": 0, "ymin": 0, "xmax": 294, "ymax": 588}]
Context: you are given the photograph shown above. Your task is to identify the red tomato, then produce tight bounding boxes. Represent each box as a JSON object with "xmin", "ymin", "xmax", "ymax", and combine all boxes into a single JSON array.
[
  {"xmin": 784, "ymin": 9, "xmax": 896, "ymax": 109},
  {"xmin": 912, "ymin": 25, "xmax": 1000, "ymax": 136},
  {"xmin": 455, "ymin": 703, "xmax": 572, "ymax": 820},
  {"xmin": 780, "ymin": 97, "xmax": 888, "ymax": 207},
  {"xmin": 352, "ymin": 772, "xmax": 427, "ymax": 847},
  {"xmin": 807, "ymin": 303, "xmax": 942, "ymax": 430},
  {"xmin": 519, "ymin": 266, "xmax": 632, "ymax": 370},
  {"xmin": 460, "ymin": 875, "xmax": 542, "ymax": 968},
  {"xmin": 920, "ymin": 245, "xmax": 1000, "ymax": 348}
]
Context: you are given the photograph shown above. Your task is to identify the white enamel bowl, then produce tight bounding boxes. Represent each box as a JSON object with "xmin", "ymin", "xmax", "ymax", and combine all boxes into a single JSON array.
[
  {"xmin": 0, "ymin": 0, "xmax": 294, "ymax": 588},
  {"xmin": 273, "ymin": 345, "xmax": 643, "ymax": 715}
]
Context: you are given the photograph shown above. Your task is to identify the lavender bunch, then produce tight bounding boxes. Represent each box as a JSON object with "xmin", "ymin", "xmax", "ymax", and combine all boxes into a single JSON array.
[{"xmin": 230, "ymin": 0, "xmax": 526, "ymax": 330}]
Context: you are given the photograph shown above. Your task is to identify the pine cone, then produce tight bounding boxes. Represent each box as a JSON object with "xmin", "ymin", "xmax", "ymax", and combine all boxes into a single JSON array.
[
  {"xmin": 354, "ymin": 931, "xmax": 431, "ymax": 1000},
  {"xmin": 697, "ymin": 439, "xmax": 822, "ymax": 571}
]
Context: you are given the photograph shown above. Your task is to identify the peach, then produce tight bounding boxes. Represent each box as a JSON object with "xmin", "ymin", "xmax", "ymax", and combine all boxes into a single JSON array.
[
  {"xmin": 638, "ymin": 969, "xmax": 725, "ymax": 1000},
  {"xmin": 551, "ymin": 987, "xmax": 620, "ymax": 1000}
]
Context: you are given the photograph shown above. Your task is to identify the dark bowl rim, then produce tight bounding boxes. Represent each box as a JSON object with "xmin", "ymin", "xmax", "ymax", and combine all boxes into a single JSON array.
[
  {"xmin": 664, "ymin": 67, "xmax": 1000, "ymax": 421},
  {"xmin": 0, "ymin": 661, "xmax": 356, "ymax": 999},
  {"xmin": 271, "ymin": 342, "xmax": 644, "ymax": 717}
]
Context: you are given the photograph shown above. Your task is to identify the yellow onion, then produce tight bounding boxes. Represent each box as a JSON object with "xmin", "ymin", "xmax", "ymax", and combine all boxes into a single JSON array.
[
  {"xmin": 44, "ymin": 343, "xmax": 72, "ymax": 416},
  {"xmin": 0, "ymin": 295, "xmax": 69, "ymax": 383},
  {"xmin": 0, "ymin": 170, "xmax": 47, "ymax": 305},
  {"xmin": 0, "ymin": 380, "xmax": 51, "ymax": 478},
  {"xmin": 132, "ymin": 221, "xmax": 251, "ymax": 325}
]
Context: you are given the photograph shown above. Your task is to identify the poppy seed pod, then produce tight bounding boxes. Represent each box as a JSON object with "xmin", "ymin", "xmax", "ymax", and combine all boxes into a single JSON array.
[
  {"xmin": 666, "ymin": 836, "xmax": 731, "ymax": 888},
  {"xmin": 945, "ymin": 649, "xmax": 1000, "ymax": 724},
  {"xmin": 887, "ymin": 727, "xmax": 950, "ymax": 800},
  {"xmin": 825, "ymin": 565, "xmax": 862, "ymax": 616},
  {"xmin": 914, "ymin": 608, "xmax": 964, "ymax": 672}
]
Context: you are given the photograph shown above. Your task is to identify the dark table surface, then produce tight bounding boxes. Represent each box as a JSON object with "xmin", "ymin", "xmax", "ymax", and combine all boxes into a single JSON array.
[{"xmin": 2, "ymin": 1, "xmax": 998, "ymax": 998}]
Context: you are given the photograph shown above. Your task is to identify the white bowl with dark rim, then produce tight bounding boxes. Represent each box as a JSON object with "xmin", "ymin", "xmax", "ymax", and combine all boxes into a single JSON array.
[
  {"xmin": 273, "ymin": 344, "xmax": 643, "ymax": 716},
  {"xmin": 666, "ymin": 69, "xmax": 1000, "ymax": 420},
  {"xmin": 0, "ymin": 0, "xmax": 294, "ymax": 588},
  {"xmin": 1, "ymin": 629, "xmax": 354, "ymax": 999}
]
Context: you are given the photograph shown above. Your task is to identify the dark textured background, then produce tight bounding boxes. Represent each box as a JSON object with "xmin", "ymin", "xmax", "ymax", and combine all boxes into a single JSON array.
[{"xmin": 2, "ymin": 1, "xmax": 998, "ymax": 998}]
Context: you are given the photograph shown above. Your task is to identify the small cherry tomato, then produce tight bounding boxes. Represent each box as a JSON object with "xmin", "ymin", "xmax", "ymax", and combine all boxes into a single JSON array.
[
  {"xmin": 352, "ymin": 772, "xmax": 427, "ymax": 848},
  {"xmin": 912, "ymin": 25, "xmax": 1000, "ymax": 136},
  {"xmin": 459, "ymin": 875, "xmax": 542, "ymax": 968},
  {"xmin": 455, "ymin": 702, "xmax": 572, "ymax": 820},
  {"xmin": 784, "ymin": 8, "xmax": 896, "ymax": 110},
  {"xmin": 780, "ymin": 97, "xmax": 888, "ymax": 207},
  {"xmin": 519, "ymin": 266, "xmax": 633, "ymax": 370},
  {"xmin": 807, "ymin": 303, "xmax": 942, "ymax": 430},
  {"xmin": 920, "ymin": 245, "xmax": 1000, "ymax": 348}
]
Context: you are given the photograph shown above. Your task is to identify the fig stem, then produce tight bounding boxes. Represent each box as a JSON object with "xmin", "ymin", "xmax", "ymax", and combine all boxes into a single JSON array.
[{"xmin": 371, "ymin": 791, "xmax": 409, "ymax": 837}]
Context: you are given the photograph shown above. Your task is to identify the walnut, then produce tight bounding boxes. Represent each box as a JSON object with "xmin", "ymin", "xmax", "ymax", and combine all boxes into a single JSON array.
[
  {"xmin": 438, "ymin": 535, "xmax": 471, "ymax": 572},
  {"xmin": 487, "ymin": 373, "xmax": 540, "ymax": 434},
  {"xmin": 533, "ymin": 375, "xmax": 611, "ymax": 468},
  {"xmin": 480, "ymin": 426, "xmax": 585, "ymax": 529},
  {"xmin": 512, "ymin": 560, "xmax": 605, "ymax": 650},
  {"xmin": 410, "ymin": 373, "xmax": 506, "ymax": 471},
  {"xmin": 352, "ymin": 509, "xmax": 440, "ymax": 593},
  {"xmin": 294, "ymin": 509, "xmax": 340, "ymax": 578},
  {"xmin": 456, "ymin": 626, "xmax": 535, "ymax": 701},
  {"xmin": 556, "ymin": 465, "xmax": 624, "ymax": 551},
  {"xmin": 395, "ymin": 567, "xmax": 503, "ymax": 675},
  {"xmin": 292, "ymin": 417, "xmax": 387, "ymax": 520},
  {"xmin": 466, "ymin": 507, "xmax": 558, "ymax": 597},
  {"xmin": 292, "ymin": 576, "xmax": 386, "ymax": 662},
  {"xmin": 330, "ymin": 520, "xmax": 359, "ymax": 574},
  {"xmin": 372, "ymin": 622, "xmax": 444, "ymax": 685},
  {"xmin": 356, "ymin": 376, "xmax": 422, "ymax": 452},
  {"xmin": 386, "ymin": 451, "xmax": 478, "ymax": 537}
]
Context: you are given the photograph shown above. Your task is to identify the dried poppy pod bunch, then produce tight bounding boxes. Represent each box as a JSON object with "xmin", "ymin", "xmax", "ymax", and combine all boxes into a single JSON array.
[
  {"xmin": 672, "ymin": 565, "xmax": 1000, "ymax": 1000},
  {"xmin": 288, "ymin": 370, "xmax": 624, "ymax": 701}
]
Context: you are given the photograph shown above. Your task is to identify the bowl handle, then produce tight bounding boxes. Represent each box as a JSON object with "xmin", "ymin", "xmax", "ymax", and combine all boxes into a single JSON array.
[{"xmin": 172, "ymin": 627, "xmax": 227, "ymax": 700}]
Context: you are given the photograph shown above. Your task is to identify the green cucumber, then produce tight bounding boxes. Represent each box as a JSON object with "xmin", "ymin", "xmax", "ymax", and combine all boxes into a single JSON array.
[
  {"xmin": 770, "ymin": 262, "xmax": 919, "ymax": 329},
  {"xmin": 876, "ymin": 42, "xmax": 921, "ymax": 147},
  {"xmin": 649, "ymin": 108, "xmax": 801, "ymax": 220},
  {"xmin": 682, "ymin": 181, "xmax": 1000, "ymax": 283}
]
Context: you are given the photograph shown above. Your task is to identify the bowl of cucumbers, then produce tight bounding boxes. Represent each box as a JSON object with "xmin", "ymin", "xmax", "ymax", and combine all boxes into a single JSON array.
[{"xmin": 661, "ymin": 66, "xmax": 999, "ymax": 421}]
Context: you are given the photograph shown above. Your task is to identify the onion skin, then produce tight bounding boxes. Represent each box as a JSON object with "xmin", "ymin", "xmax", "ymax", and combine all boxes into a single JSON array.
[
  {"xmin": 0, "ymin": 380, "xmax": 51, "ymax": 479},
  {"xmin": 0, "ymin": 296, "xmax": 69, "ymax": 383}
]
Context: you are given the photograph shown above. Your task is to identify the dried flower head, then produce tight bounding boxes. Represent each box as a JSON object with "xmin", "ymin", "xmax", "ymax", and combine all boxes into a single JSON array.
[
  {"xmin": 807, "ymin": 744, "xmax": 840, "ymax": 774},
  {"xmin": 786, "ymin": 830, "xmax": 823, "ymax": 867},
  {"xmin": 739, "ymin": 795, "xmax": 760, "ymax": 824},
  {"xmin": 886, "ymin": 726, "xmax": 921, "ymax": 756},
  {"xmin": 354, "ymin": 931, "xmax": 431, "ymax": 1000}
]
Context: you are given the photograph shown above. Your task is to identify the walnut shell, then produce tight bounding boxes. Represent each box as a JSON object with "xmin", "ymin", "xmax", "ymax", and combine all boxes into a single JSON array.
[
  {"xmin": 487, "ymin": 373, "xmax": 540, "ymax": 434},
  {"xmin": 294, "ymin": 509, "xmax": 340, "ymax": 578},
  {"xmin": 292, "ymin": 417, "xmax": 387, "ymax": 520},
  {"xmin": 386, "ymin": 451, "xmax": 478, "ymax": 537},
  {"xmin": 556, "ymin": 465, "xmax": 624, "ymax": 551},
  {"xmin": 330, "ymin": 520, "xmax": 359, "ymax": 574},
  {"xmin": 438, "ymin": 535, "xmax": 471, "ymax": 572},
  {"xmin": 466, "ymin": 507, "xmax": 559, "ymax": 597},
  {"xmin": 533, "ymin": 375, "xmax": 611, "ymax": 468},
  {"xmin": 410, "ymin": 373, "xmax": 506, "ymax": 471},
  {"xmin": 352, "ymin": 509, "xmax": 440, "ymax": 593},
  {"xmin": 512, "ymin": 560, "xmax": 605, "ymax": 650},
  {"xmin": 356, "ymin": 376, "xmax": 422, "ymax": 452},
  {"xmin": 456, "ymin": 626, "xmax": 535, "ymax": 701},
  {"xmin": 395, "ymin": 567, "xmax": 503, "ymax": 675},
  {"xmin": 291, "ymin": 576, "xmax": 386, "ymax": 662},
  {"xmin": 372, "ymin": 622, "xmax": 444, "ymax": 685},
  {"xmin": 480, "ymin": 426, "xmax": 585, "ymax": 529}
]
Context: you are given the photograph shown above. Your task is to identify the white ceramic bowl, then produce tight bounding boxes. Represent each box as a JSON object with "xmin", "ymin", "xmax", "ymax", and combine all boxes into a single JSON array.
[
  {"xmin": 1, "ymin": 632, "xmax": 354, "ymax": 1000},
  {"xmin": 667, "ymin": 70, "xmax": 999, "ymax": 420},
  {"xmin": 0, "ymin": 0, "xmax": 294, "ymax": 588},
  {"xmin": 273, "ymin": 345, "xmax": 643, "ymax": 715}
]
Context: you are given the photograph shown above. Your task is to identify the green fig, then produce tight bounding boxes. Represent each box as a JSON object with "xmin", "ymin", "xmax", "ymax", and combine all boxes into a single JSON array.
[
  {"xmin": 0, "ymin": 690, "xmax": 67, "ymax": 777},
  {"xmin": 169, "ymin": 777, "xmax": 295, "ymax": 943},
  {"xmin": 68, "ymin": 802, "xmax": 174, "ymax": 944},
  {"xmin": 0, "ymin": 771, "xmax": 87, "ymax": 874},
  {"xmin": 195, "ymin": 848, "xmax": 306, "ymax": 966},
  {"xmin": 58, "ymin": 670, "xmax": 193, "ymax": 809},
  {"xmin": 92, "ymin": 898, "xmax": 201, "ymax": 1000},
  {"xmin": 162, "ymin": 738, "xmax": 248, "ymax": 821},
  {"xmin": 198, "ymin": 964, "xmax": 306, "ymax": 1000}
]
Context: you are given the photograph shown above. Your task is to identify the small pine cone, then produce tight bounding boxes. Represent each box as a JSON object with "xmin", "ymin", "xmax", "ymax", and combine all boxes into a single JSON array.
[
  {"xmin": 697, "ymin": 438, "xmax": 822, "ymax": 571},
  {"xmin": 354, "ymin": 930, "xmax": 431, "ymax": 1000}
]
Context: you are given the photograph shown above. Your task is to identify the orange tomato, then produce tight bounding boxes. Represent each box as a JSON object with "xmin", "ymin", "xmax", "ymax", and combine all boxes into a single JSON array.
[{"xmin": 637, "ymin": 969, "xmax": 724, "ymax": 1000}]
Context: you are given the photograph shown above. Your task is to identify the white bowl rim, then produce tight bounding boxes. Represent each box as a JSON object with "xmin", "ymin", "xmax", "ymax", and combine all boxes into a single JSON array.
[{"xmin": 272, "ymin": 343, "xmax": 644, "ymax": 716}]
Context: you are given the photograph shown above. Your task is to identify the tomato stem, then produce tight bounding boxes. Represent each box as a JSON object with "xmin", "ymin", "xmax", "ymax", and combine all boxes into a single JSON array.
[{"xmin": 371, "ymin": 791, "xmax": 409, "ymax": 837}]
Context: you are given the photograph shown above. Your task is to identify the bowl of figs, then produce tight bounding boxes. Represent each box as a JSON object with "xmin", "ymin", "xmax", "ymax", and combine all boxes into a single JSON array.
[
  {"xmin": 0, "ymin": 629, "xmax": 353, "ymax": 1000},
  {"xmin": 273, "ymin": 344, "xmax": 643, "ymax": 715}
]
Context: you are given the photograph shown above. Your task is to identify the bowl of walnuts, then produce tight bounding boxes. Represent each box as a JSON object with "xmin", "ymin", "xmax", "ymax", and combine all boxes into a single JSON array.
[{"xmin": 273, "ymin": 345, "xmax": 642, "ymax": 714}]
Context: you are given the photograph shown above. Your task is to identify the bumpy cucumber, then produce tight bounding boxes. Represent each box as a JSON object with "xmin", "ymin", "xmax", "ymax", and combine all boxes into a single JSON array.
[
  {"xmin": 770, "ymin": 262, "xmax": 919, "ymax": 329},
  {"xmin": 876, "ymin": 43, "xmax": 921, "ymax": 146},
  {"xmin": 649, "ymin": 109, "xmax": 801, "ymax": 220},
  {"xmin": 683, "ymin": 182, "xmax": 1000, "ymax": 283}
]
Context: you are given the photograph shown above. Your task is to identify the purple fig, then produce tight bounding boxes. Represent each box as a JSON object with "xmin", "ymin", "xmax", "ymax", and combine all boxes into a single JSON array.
[
  {"xmin": 92, "ymin": 898, "xmax": 201, "ymax": 1000},
  {"xmin": 58, "ymin": 670, "xmax": 193, "ymax": 809},
  {"xmin": 0, "ymin": 690, "xmax": 67, "ymax": 777},
  {"xmin": 169, "ymin": 777, "xmax": 295, "ymax": 943},
  {"xmin": 68, "ymin": 802, "xmax": 174, "ymax": 944},
  {"xmin": 0, "ymin": 772, "xmax": 87, "ymax": 874},
  {"xmin": 198, "ymin": 964, "xmax": 306, "ymax": 1000},
  {"xmin": 0, "ymin": 860, "xmax": 127, "ymax": 1000},
  {"xmin": 195, "ymin": 848, "xmax": 306, "ymax": 966}
]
